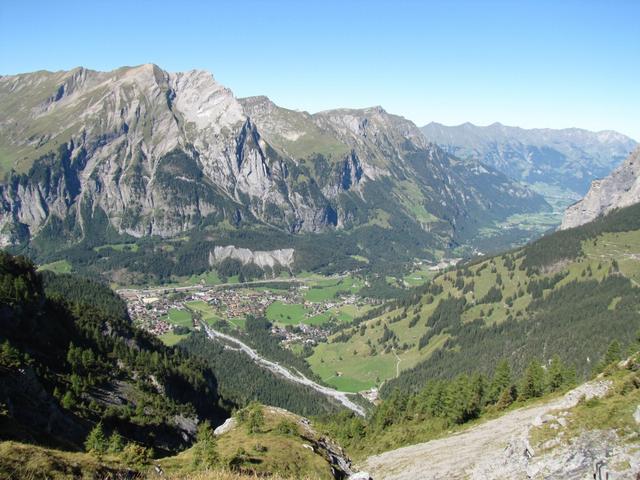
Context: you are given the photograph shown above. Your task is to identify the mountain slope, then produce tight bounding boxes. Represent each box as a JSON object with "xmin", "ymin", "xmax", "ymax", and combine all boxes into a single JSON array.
[
  {"xmin": 0, "ymin": 251, "xmax": 228, "ymax": 454},
  {"xmin": 421, "ymin": 122, "xmax": 637, "ymax": 207},
  {"xmin": 561, "ymin": 146, "xmax": 640, "ymax": 229},
  {"xmin": 1, "ymin": 66, "xmax": 548, "ymax": 272},
  {"xmin": 307, "ymin": 201, "xmax": 640, "ymax": 393},
  {"xmin": 0, "ymin": 251, "xmax": 344, "ymax": 456}
]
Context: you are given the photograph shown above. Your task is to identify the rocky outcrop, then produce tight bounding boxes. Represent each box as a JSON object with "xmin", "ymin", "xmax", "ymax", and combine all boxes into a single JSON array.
[
  {"xmin": 209, "ymin": 245, "xmax": 295, "ymax": 269},
  {"xmin": 361, "ymin": 379, "xmax": 637, "ymax": 480},
  {"xmin": 561, "ymin": 146, "xmax": 640, "ymax": 230}
]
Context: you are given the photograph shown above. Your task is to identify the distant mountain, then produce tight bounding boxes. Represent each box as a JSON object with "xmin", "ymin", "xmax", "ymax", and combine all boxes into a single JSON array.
[
  {"xmin": 561, "ymin": 146, "xmax": 640, "ymax": 229},
  {"xmin": 0, "ymin": 66, "xmax": 548, "ymax": 275},
  {"xmin": 421, "ymin": 122, "xmax": 637, "ymax": 205}
]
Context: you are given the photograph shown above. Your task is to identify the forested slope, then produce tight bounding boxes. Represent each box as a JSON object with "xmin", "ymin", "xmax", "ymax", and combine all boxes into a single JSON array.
[{"xmin": 309, "ymin": 202, "xmax": 640, "ymax": 395}]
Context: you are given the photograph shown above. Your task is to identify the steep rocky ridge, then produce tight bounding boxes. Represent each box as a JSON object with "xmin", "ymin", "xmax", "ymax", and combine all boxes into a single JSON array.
[
  {"xmin": 561, "ymin": 146, "xmax": 640, "ymax": 230},
  {"xmin": 0, "ymin": 65, "xmax": 549, "ymax": 257},
  {"xmin": 241, "ymin": 96, "xmax": 549, "ymax": 240}
]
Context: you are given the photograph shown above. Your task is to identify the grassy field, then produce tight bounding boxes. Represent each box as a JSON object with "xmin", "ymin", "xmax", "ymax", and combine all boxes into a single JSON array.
[
  {"xmin": 266, "ymin": 301, "xmax": 311, "ymax": 325},
  {"xmin": 159, "ymin": 407, "xmax": 335, "ymax": 480},
  {"xmin": 159, "ymin": 331, "xmax": 190, "ymax": 346},
  {"xmin": 0, "ymin": 441, "xmax": 137, "ymax": 480},
  {"xmin": 228, "ymin": 317, "xmax": 247, "ymax": 329},
  {"xmin": 402, "ymin": 265, "xmax": 436, "ymax": 286},
  {"xmin": 94, "ymin": 242, "xmax": 139, "ymax": 252},
  {"xmin": 37, "ymin": 259, "xmax": 72, "ymax": 274},
  {"xmin": 164, "ymin": 308, "xmax": 193, "ymax": 329},
  {"xmin": 185, "ymin": 300, "xmax": 225, "ymax": 325},
  {"xmin": 303, "ymin": 276, "xmax": 363, "ymax": 302},
  {"xmin": 583, "ymin": 230, "xmax": 640, "ymax": 284}
]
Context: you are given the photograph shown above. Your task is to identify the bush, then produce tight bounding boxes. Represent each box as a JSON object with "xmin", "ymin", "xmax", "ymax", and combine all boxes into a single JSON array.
[
  {"xmin": 275, "ymin": 419, "xmax": 299, "ymax": 436},
  {"xmin": 121, "ymin": 443, "xmax": 152, "ymax": 467}
]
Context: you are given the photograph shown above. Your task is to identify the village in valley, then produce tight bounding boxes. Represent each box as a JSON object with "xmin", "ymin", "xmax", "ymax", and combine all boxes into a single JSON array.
[{"xmin": 119, "ymin": 276, "xmax": 372, "ymax": 348}]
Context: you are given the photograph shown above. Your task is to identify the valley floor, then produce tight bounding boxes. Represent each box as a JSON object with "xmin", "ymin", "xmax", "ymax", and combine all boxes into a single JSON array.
[{"xmin": 361, "ymin": 379, "xmax": 639, "ymax": 479}]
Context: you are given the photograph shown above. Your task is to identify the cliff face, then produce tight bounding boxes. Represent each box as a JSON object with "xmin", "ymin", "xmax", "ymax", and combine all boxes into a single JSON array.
[
  {"xmin": 0, "ymin": 65, "xmax": 547, "ymax": 249},
  {"xmin": 561, "ymin": 147, "xmax": 640, "ymax": 230}
]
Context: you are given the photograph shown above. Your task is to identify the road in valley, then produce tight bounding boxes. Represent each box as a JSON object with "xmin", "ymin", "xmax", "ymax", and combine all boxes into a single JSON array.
[{"xmin": 200, "ymin": 322, "xmax": 366, "ymax": 416}]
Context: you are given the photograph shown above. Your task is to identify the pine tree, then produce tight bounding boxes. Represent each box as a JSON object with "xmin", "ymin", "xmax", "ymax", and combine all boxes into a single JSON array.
[
  {"xmin": 489, "ymin": 359, "xmax": 512, "ymax": 403},
  {"xmin": 61, "ymin": 391, "xmax": 75, "ymax": 409},
  {"xmin": 85, "ymin": 422, "xmax": 107, "ymax": 455},
  {"xmin": 247, "ymin": 404, "xmax": 265, "ymax": 434},
  {"xmin": 520, "ymin": 359, "xmax": 545, "ymax": 400},
  {"xmin": 107, "ymin": 431, "xmax": 125, "ymax": 453},
  {"xmin": 192, "ymin": 420, "xmax": 219, "ymax": 468},
  {"xmin": 603, "ymin": 340, "xmax": 622, "ymax": 366},
  {"xmin": 469, "ymin": 372, "xmax": 487, "ymax": 417},
  {"xmin": 495, "ymin": 385, "xmax": 515, "ymax": 410},
  {"xmin": 444, "ymin": 374, "xmax": 473, "ymax": 424},
  {"xmin": 546, "ymin": 355, "xmax": 565, "ymax": 392}
]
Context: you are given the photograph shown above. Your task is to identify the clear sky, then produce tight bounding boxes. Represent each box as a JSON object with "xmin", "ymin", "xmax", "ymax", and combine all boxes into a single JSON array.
[{"xmin": 1, "ymin": 0, "xmax": 638, "ymax": 139}]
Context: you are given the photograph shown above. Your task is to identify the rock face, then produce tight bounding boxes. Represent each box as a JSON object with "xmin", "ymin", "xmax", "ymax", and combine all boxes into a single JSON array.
[
  {"xmin": 209, "ymin": 245, "xmax": 295, "ymax": 269},
  {"xmin": 561, "ymin": 146, "xmax": 640, "ymax": 230},
  {"xmin": 361, "ymin": 380, "xmax": 640, "ymax": 480},
  {"xmin": 0, "ymin": 65, "xmax": 548, "ymax": 249},
  {"xmin": 421, "ymin": 122, "xmax": 637, "ymax": 200}
]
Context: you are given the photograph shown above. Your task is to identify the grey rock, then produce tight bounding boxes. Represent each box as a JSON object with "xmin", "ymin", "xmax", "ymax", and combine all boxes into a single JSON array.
[
  {"xmin": 213, "ymin": 417, "xmax": 237, "ymax": 435},
  {"xmin": 561, "ymin": 146, "xmax": 640, "ymax": 229},
  {"xmin": 209, "ymin": 245, "xmax": 295, "ymax": 270}
]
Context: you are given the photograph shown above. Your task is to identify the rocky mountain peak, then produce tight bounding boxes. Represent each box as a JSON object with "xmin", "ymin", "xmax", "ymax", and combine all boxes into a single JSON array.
[
  {"xmin": 170, "ymin": 68, "xmax": 245, "ymax": 132},
  {"xmin": 315, "ymin": 106, "xmax": 428, "ymax": 151}
]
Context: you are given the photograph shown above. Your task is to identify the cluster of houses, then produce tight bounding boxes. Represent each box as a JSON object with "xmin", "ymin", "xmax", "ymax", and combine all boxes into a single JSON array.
[
  {"xmin": 119, "ymin": 290, "xmax": 178, "ymax": 336},
  {"xmin": 271, "ymin": 323, "xmax": 329, "ymax": 346},
  {"xmin": 121, "ymin": 283, "xmax": 368, "ymax": 348}
]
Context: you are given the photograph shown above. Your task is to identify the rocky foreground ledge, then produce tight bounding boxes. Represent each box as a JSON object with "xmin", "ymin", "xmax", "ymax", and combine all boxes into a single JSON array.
[{"xmin": 362, "ymin": 379, "xmax": 639, "ymax": 479}]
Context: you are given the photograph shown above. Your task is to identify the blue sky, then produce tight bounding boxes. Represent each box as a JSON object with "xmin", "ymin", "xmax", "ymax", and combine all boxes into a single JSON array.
[{"xmin": 1, "ymin": 0, "xmax": 639, "ymax": 139}]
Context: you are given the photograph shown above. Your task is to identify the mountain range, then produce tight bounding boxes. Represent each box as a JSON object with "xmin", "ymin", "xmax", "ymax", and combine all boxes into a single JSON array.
[
  {"xmin": 0, "ymin": 65, "xmax": 547, "ymax": 263},
  {"xmin": 421, "ymin": 121, "xmax": 637, "ymax": 207}
]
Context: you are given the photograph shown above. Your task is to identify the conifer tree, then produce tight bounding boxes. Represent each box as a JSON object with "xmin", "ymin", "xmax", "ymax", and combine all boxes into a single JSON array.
[
  {"xmin": 546, "ymin": 355, "xmax": 565, "ymax": 392},
  {"xmin": 85, "ymin": 422, "xmax": 107, "ymax": 455},
  {"xmin": 489, "ymin": 359, "xmax": 512, "ymax": 403},
  {"xmin": 192, "ymin": 420, "xmax": 219, "ymax": 468},
  {"xmin": 603, "ymin": 340, "xmax": 621, "ymax": 366},
  {"xmin": 247, "ymin": 403, "xmax": 265, "ymax": 434},
  {"xmin": 520, "ymin": 359, "xmax": 545, "ymax": 399},
  {"xmin": 108, "ymin": 431, "xmax": 125, "ymax": 453},
  {"xmin": 495, "ymin": 385, "xmax": 515, "ymax": 410}
]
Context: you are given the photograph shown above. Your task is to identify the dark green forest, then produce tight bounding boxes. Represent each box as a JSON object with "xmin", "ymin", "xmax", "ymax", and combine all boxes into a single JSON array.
[{"xmin": 0, "ymin": 251, "xmax": 338, "ymax": 455}]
